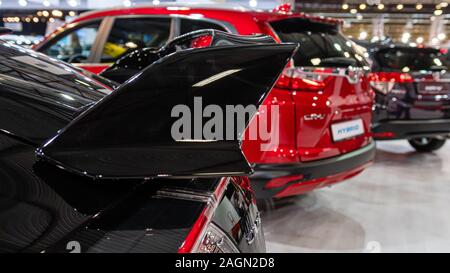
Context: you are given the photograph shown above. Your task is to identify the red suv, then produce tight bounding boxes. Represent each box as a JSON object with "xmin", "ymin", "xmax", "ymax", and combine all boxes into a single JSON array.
[{"xmin": 34, "ymin": 3, "xmax": 375, "ymax": 199}]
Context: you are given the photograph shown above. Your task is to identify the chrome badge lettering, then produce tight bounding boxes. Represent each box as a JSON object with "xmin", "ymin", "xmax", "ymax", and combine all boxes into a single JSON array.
[{"xmin": 304, "ymin": 113, "xmax": 326, "ymax": 121}]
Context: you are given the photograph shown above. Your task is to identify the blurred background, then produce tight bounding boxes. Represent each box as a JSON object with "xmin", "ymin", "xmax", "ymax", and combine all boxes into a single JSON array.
[{"xmin": 0, "ymin": 0, "xmax": 448, "ymax": 49}]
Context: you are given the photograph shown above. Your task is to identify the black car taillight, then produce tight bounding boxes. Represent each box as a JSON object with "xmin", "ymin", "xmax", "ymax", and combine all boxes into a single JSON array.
[
  {"xmin": 197, "ymin": 223, "xmax": 239, "ymax": 253},
  {"xmin": 178, "ymin": 178, "xmax": 240, "ymax": 253},
  {"xmin": 369, "ymin": 72, "xmax": 413, "ymax": 95}
]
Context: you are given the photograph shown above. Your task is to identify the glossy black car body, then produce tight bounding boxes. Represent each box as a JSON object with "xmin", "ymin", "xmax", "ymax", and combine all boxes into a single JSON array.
[
  {"xmin": 364, "ymin": 42, "xmax": 450, "ymax": 152},
  {"xmin": 0, "ymin": 30, "xmax": 296, "ymax": 253}
]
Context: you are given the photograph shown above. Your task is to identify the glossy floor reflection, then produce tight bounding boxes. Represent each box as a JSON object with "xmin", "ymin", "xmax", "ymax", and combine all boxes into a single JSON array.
[{"xmin": 262, "ymin": 140, "xmax": 450, "ymax": 253}]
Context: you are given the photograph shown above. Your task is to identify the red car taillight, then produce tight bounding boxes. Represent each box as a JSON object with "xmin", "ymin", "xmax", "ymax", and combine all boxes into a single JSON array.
[
  {"xmin": 369, "ymin": 72, "xmax": 413, "ymax": 94},
  {"xmin": 275, "ymin": 68, "xmax": 326, "ymax": 92}
]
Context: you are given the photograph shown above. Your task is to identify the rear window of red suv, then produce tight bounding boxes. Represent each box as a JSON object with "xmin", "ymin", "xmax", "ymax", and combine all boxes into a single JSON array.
[
  {"xmin": 270, "ymin": 18, "xmax": 367, "ymax": 68},
  {"xmin": 375, "ymin": 47, "xmax": 449, "ymax": 72}
]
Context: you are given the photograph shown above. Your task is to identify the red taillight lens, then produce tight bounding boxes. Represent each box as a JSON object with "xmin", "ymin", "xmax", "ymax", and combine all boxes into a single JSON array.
[
  {"xmin": 291, "ymin": 77, "xmax": 325, "ymax": 91},
  {"xmin": 275, "ymin": 69, "xmax": 326, "ymax": 92},
  {"xmin": 369, "ymin": 72, "xmax": 413, "ymax": 94},
  {"xmin": 190, "ymin": 35, "xmax": 213, "ymax": 49},
  {"xmin": 369, "ymin": 72, "xmax": 413, "ymax": 83}
]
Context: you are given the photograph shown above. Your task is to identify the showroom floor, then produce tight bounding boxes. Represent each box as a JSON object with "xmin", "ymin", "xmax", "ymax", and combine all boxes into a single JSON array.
[{"xmin": 262, "ymin": 140, "xmax": 450, "ymax": 253}]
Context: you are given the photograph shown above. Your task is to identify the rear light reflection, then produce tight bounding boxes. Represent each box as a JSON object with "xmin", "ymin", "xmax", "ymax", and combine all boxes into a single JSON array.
[
  {"xmin": 265, "ymin": 174, "xmax": 304, "ymax": 189},
  {"xmin": 190, "ymin": 35, "xmax": 213, "ymax": 49},
  {"xmin": 373, "ymin": 132, "xmax": 396, "ymax": 139}
]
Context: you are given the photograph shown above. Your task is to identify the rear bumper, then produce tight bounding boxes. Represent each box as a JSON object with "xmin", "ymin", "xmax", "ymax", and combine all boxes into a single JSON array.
[
  {"xmin": 250, "ymin": 141, "xmax": 376, "ymax": 199},
  {"xmin": 373, "ymin": 119, "xmax": 450, "ymax": 140}
]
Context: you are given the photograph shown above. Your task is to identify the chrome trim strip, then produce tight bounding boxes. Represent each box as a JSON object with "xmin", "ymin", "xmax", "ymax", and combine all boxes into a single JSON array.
[{"xmin": 290, "ymin": 66, "xmax": 369, "ymax": 84}]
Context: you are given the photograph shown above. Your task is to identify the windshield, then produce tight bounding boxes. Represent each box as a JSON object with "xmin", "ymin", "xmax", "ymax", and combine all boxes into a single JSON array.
[
  {"xmin": 270, "ymin": 18, "xmax": 367, "ymax": 68},
  {"xmin": 375, "ymin": 47, "xmax": 449, "ymax": 72}
]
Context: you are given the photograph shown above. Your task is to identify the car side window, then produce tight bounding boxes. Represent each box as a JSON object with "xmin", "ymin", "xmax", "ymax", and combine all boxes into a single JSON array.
[
  {"xmin": 44, "ymin": 21, "xmax": 101, "ymax": 63},
  {"xmin": 101, "ymin": 17, "xmax": 171, "ymax": 63},
  {"xmin": 180, "ymin": 19, "xmax": 227, "ymax": 35}
]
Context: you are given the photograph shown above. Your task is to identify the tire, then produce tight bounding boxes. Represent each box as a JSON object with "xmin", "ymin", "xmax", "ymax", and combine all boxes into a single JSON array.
[{"xmin": 408, "ymin": 137, "xmax": 447, "ymax": 152}]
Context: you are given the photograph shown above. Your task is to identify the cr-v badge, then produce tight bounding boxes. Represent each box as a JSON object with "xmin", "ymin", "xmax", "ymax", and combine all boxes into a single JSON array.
[{"xmin": 304, "ymin": 113, "xmax": 326, "ymax": 121}]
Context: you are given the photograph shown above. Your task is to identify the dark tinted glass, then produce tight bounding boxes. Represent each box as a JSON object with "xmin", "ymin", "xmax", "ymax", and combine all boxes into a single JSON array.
[
  {"xmin": 270, "ymin": 18, "xmax": 366, "ymax": 68},
  {"xmin": 101, "ymin": 17, "xmax": 171, "ymax": 62},
  {"xmin": 44, "ymin": 21, "xmax": 101, "ymax": 63},
  {"xmin": 180, "ymin": 19, "xmax": 226, "ymax": 35},
  {"xmin": 376, "ymin": 47, "xmax": 449, "ymax": 72}
]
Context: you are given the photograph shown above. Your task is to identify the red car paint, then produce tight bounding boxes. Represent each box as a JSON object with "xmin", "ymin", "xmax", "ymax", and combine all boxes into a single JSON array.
[{"xmin": 35, "ymin": 4, "xmax": 374, "ymax": 198}]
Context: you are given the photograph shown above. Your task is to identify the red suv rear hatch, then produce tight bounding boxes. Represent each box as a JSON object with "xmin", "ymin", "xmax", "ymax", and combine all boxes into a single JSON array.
[{"xmin": 244, "ymin": 18, "xmax": 373, "ymax": 163}]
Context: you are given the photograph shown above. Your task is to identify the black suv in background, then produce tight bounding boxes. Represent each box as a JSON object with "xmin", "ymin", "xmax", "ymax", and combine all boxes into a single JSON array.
[{"xmin": 363, "ymin": 43, "xmax": 450, "ymax": 152}]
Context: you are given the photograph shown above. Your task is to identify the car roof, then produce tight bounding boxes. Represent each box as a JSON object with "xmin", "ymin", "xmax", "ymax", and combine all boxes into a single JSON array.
[{"xmin": 75, "ymin": 3, "xmax": 341, "ymax": 25}]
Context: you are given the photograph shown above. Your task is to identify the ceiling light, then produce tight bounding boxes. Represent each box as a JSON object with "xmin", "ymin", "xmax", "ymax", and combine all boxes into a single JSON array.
[
  {"xmin": 51, "ymin": 10, "xmax": 63, "ymax": 17},
  {"xmin": 396, "ymin": 4, "xmax": 404, "ymax": 10},
  {"xmin": 378, "ymin": 4, "xmax": 385, "ymax": 10},
  {"xmin": 350, "ymin": 8, "xmax": 358, "ymax": 14},
  {"xmin": 359, "ymin": 31, "xmax": 368, "ymax": 40},
  {"xmin": 416, "ymin": 37, "xmax": 424, "ymax": 43},
  {"xmin": 67, "ymin": 0, "xmax": 78, "ymax": 7},
  {"xmin": 342, "ymin": 4, "xmax": 349, "ymax": 10},
  {"xmin": 434, "ymin": 9, "xmax": 443, "ymax": 16},
  {"xmin": 416, "ymin": 4, "xmax": 423, "ymax": 10},
  {"xmin": 18, "ymin": 0, "xmax": 27, "ymax": 7},
  {"xmin": 359, "ymin": 4, "xmax": 366, "ymax": 10},
  {"xmin": 438, "ymin": 33, "xmax": 447, "ymax": 40},
  {"xmin": 123, "ymin": 0, "xmax": 131, "ymax": 7},
  {"xmin": 401, "ymin": 32, "xmax": 411, "ymax": 43},
  {"xmin": 249, "ymin": 0, "xmax": 258, "ymax": 8}
]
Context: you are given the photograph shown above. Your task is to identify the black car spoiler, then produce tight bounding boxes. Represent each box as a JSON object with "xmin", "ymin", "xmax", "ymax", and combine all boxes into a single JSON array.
[{"xmin": 38, "ymin": 39, "xmax": 297, "ymax": 179}]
